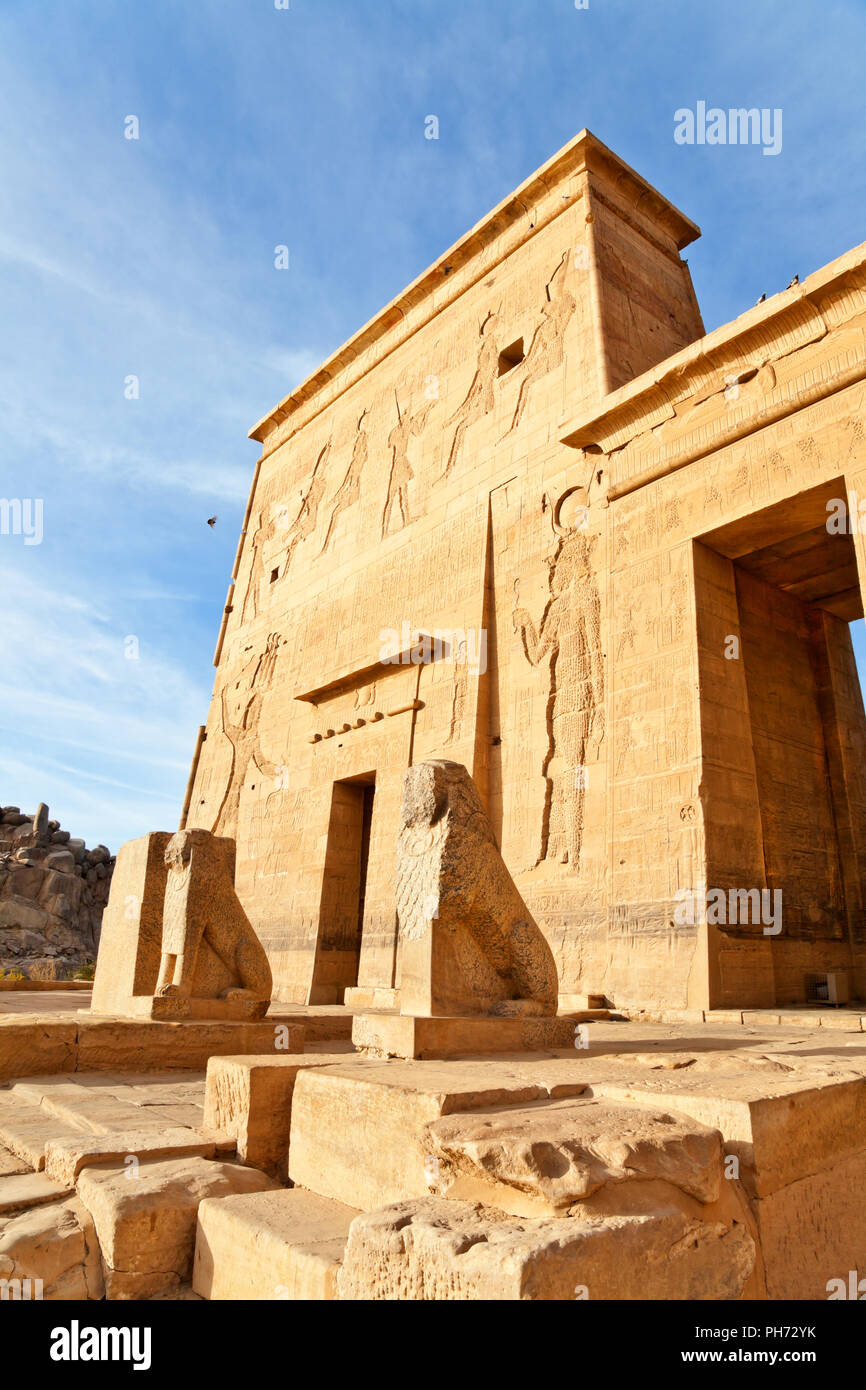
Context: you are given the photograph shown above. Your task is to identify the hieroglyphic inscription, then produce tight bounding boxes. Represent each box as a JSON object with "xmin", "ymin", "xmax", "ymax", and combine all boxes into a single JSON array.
[
  {"xmin": 212, "ymin": 632, "xmax": 284, "ymax": 838},
  {"xmin": 513, "ymin": 530, "xmax": 604, "ymax": 868}
]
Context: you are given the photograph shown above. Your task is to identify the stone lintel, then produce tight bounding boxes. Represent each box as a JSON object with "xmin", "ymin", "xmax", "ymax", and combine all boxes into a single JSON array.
[{"xmin": 294, "ymin": 637, "xmax": 435, "ymax": 704}]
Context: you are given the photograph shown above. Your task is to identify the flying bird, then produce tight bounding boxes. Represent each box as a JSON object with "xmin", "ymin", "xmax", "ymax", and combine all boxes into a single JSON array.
[
  {"xmin": 786, "ymin": 275, "xmax": 799, "ymax": 288},
  {"xmin": 207, "ymin": 516, "xmax": 218, "ymax": 528}
]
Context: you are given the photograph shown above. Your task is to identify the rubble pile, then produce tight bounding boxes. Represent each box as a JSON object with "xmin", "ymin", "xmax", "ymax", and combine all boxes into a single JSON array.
[{"xmin": 0, "ymin": 802, "xmax": 114, "ymax": 979}]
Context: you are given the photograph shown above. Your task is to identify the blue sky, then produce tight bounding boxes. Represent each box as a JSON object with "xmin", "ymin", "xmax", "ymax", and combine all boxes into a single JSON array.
[{"xmin": 1, "ymin": 0, "xmax": 864, "ymax": 849}]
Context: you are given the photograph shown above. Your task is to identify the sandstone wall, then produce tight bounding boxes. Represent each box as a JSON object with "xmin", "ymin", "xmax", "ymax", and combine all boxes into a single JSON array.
[
  {"xmin": 182, "ymin": 127, "xmax": 866, "ymax": 1013},
  {"xmin": 183, "ymin": 133, "xmax": 703, "ymax": 1006}
]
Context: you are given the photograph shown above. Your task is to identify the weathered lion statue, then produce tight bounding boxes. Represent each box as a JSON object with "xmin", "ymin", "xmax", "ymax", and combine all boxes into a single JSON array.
[
  {"xmin": 155, "ymin": 829, "xmax": 272, "ymax": 1016},
  {"xmin": 396, "ymin": 760, "xmax": 559, "ymax": 1017}
]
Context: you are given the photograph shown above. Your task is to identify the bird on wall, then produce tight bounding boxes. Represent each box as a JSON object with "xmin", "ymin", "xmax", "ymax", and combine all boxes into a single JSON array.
[
  {"xmin": 756, "ymin": 292, "xmax": 766, "ymax": 303},
  {"xmin": 786, "ymin": 275, "xmax": 799, "ymax": 288},
  {"xmin": 207, "ymin": 516, "xmax": 218, "ymax": 528}
]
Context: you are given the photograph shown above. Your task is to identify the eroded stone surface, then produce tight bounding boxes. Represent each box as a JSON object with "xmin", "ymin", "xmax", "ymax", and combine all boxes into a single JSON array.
[
  {"xmin": 0, "ymin": 1196, "xmax": 104, "ymax": 1300},
  {"xmin": 288, "ymin": 1061, "xmax": 547, "ymax": 1210},
  {"xmin": 45, "ymin": 1127, "xmax": 232, "ymax": 1187},
  {"xmin": 424, "ymin": 1097, "xmax": 723, "ymax": 1215},
  {"xmin": 337, "ymin": 1196, "xmax": 755, "ymax": 1301},
  {"xmin": 77, "ymin": 1155, "xmax": 277, "ymax": 1300}
]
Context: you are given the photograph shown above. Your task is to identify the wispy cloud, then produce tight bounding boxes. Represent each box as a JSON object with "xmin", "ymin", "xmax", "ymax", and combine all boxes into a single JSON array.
[{"xmin": 0, "ymin": 564, "xmax": 209, "ymax": 845}]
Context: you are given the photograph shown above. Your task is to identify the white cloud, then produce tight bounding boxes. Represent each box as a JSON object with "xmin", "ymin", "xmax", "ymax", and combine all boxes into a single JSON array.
[{"xmin": 0, "ymin": 563, "xmax": 210, "ymax": 847}]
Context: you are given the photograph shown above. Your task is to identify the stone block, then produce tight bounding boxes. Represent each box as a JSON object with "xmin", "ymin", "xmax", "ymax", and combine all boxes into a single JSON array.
[
  {"xmin": 0, "ymin": 1172, "xmax": 73, "ymax": 1215},
  {"xmin": 194, "ymin": 1187, "xmax": 357, "ymax": 1300},
  {"xmin": 74, "ymin": 1017, "xmax": 305, "ymax": 1073},
  {"xmin": 337, "ymin": 1197, "xmax": 755, "ymax": 1301},
  {"xmin": 343, "ymin": 986, "xmax": 399, "ymax": 1011},
  {"xmin": 44, "ymin": 1128, "xmax": 234, "ymax": 1187},
  {"xmin": 0, "ymin": 1144, "xmax": 30, "ymax": 1177},
  {"xmin": 77, "ymin": 1155, "xmax": 277, "ymax": 1300},
  {"xmin": 90, "ymin": 832, "xmax": 171, "ymax": 1015},
  {"xmin": 0, "ymin": 1093, "xmax": 84, "ymax": 1171},
  {"xmin": 752, "ymin": 1148, "xmax": 866, "ymax": 1299},
  {"xmin": 0, "ymin": 1196, "xmax": 104, "ymax": 1300},
  {"xmin": 424, "ymin": 1096, "xmax": 723, "ymax": 1217},
  {"xmin": 10, "ymin": 1081, "xmax": 175, "ymax": 1137},
  {"xmin": 592, "ymin": 1073, "xmax": 866, "ymax": 1198},
  {"xmin": 291, "ymin": 1010, "xmax": 355, "ymax": 1043},
  {"xmin": 203, "ymin": 1052, "xmax": 375, "ymax": 1179},
  {"xmin": 288, "ymin": 1061, "xmax": 546, "ymax": 1210},
  {"xmin": 129, "ymin": 995, "xmax": 269, "ymax": 1022},
  {"xmin": 352, "ymin": 1010, "xmax": 583, "ymax": 1058}
]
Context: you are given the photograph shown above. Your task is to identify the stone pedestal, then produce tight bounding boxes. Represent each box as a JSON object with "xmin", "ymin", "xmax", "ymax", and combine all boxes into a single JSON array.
[
  {"xmin": 90, "ymin": 833, "xmax": 171, "ymax": 1016},
  {"xmin": 342, "ymin": 986, "xmax": 398, "ymax": 1011},
  {"xmin": 352, "ymin": 1011, "xmax": 585, "ymax": 1059},
  {"xmin": 90, "ymin": 829, "xmax": 272, "ymax": 1022},
  {"xmin": 124, "ymin": 995, "xmax": 269, "ymax": 1022}
]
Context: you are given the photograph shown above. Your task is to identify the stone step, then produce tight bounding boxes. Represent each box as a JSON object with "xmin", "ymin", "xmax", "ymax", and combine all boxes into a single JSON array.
[
  {"xmin": 342, "ymin": 986, "xmax": 399, "ymax": 1011},
  {"xmin": 0, "ymin": 1142, "xmax": 30, "ymax": 1177},
  {"xmin": 9, "ymin": 1073, "xmax": 207, "ymax": 1135},
  {"xmin": 0, "ymin": 1171, "xmax": 72, "ymax": 1215},
  {"xmin": 287, "ymin": 1059, "xmax": 729, "ymax": 1218},
  {"xmin": 9, "ymin": 1082, "xmax": 179, "ymax": 1136},
  {"xmin": 589, "ymin": 1073, "xmax": 866, "ymax": 1200},
  {"xmin": 0, "ymin": 1093, "xmax": 86, "ymax": 1171},
  {"xmin": 193, "ymin": 1187, "xmax": 358, "ymax": 1301},
  {"xmin": 44, "ymin": 1126, "xmax": 236, "ymax": 1187},
  {"xmin": 9, "ymin": 1072, "xmax": 205, "ymax": 1103},
  {"xmin": 203, "ymin": 1053, "xmax": 382, "ymax": 1179},
  {"xmin": 0, "ymin": 1015, "xmax": 305, "ymax": 1081},
  {"xmin": 352, "ymin": 1011, "xmax": 588, "ymax": 1060},
  {"xmin": 77, "ymin": 1155, "xmax": 278, "ymax": 1300},
  {"xmin": 288, "ymin": 1059, "xmax": 564, "ymax": 1210}
]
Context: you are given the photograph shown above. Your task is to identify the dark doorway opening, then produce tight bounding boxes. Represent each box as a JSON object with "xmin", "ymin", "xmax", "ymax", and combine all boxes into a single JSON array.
[
  {"xmin": 696, "ymin": 478, "xmax": 866, "ymax": 1006},
  {"xmin": 309, "ymin": 772, "xmax": 376, "ymax": 1004}
]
